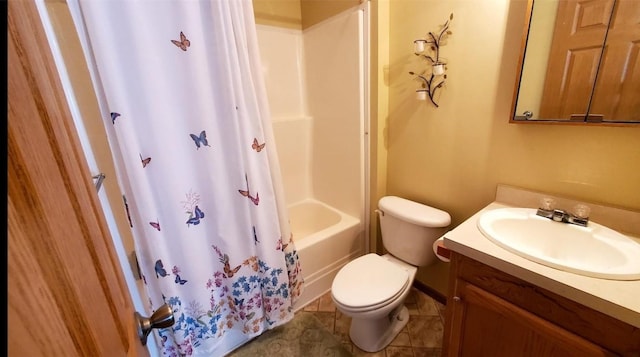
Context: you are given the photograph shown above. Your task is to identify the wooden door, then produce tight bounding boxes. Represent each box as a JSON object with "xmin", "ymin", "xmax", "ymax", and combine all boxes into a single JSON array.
[
  {"xmin": 539, "ymin": 0, "xmax": 614, "ymax": 120},
  {"xmin": 8, "ymin": 1, "xmax": 150, "ymax": 356},
  {"xmin": 589, "ymin": 0, "xmax": 640, "ymax": 122}
]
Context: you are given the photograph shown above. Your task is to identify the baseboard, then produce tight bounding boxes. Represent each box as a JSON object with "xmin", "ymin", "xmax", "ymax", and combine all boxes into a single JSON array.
[{"xmin": 413, "ymin": 280, "xmax": 447, "ymax": 305}]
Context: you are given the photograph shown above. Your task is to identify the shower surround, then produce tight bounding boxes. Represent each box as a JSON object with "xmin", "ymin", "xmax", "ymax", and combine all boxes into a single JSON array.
[{"xmin": 256, "ymin": 6, "xmax": 368, "ymax": 309}]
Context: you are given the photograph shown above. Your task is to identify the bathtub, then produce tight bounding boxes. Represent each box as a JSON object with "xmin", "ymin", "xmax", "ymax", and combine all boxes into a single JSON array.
[{"xmin": 289, "ymin": 199, "xmax": 364, "ymax": 310}]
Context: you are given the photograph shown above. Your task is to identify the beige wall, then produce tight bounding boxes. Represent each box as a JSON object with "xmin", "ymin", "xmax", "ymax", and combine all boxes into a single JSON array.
[
  {"xmin": 252, "ymin": 1, "xmax": 359, "ymax": 30},
  {"xmin": 253, "ymin": 0, "xmax": 302, "ymax": 29},
  {"xmin": 300, "ymin": 0, "xmax": 361, "ymax": 29},
  {"xmin": 370, "ymin": 0, "xmax": 388, "ymax": 255},
  {"xmin": 383, "ymin": 0, "xmax": 640, "ymax": 296}
]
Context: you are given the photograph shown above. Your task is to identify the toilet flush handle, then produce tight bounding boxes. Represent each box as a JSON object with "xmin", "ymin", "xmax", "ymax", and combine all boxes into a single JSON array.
[{"xmin": 375, "ymin": 209, "xmax": 384, "ymax": 216}]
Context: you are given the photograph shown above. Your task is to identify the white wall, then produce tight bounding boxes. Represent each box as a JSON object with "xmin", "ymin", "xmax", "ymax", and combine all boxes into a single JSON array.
[
  {"xmin": 255, "ymin": 25, "xmax": 308, "ymax": 119},
  {"xmin": 256, "ymin": 8, "xmax": 366, "ymax": 223},
  {"xmin": 256, "ymin": 25, "xmax": 312, "ymax": 205},
  {"xmin": 304, "ymin": 9, "xmax": 365, "ymax": 220}
]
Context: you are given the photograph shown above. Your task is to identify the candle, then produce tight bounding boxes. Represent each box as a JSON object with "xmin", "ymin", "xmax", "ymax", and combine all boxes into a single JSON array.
[
  {"xmin": 433, "ymin": 63, "xmax": 445, "ymax": 76},
  {"xmin": 416, "ymin": 90, "xmax": 427, "ymax": 101}
]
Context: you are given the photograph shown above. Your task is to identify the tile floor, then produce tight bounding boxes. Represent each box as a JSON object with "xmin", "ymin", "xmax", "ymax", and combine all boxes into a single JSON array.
[{"xmin": 299, "ymin": 287, "xmax": 446, "ymax": 357}]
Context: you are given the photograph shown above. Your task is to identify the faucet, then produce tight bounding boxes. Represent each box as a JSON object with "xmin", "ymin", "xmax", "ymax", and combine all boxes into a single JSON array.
[{"xmin": 536, "ymin": 198, "xmax": 590, "ymax": 227}]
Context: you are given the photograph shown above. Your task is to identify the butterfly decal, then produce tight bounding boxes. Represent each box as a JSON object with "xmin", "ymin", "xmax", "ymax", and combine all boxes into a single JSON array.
[
  {"xmin": 252, "ymin": 226, "xmax": 259, "ymax": 245},
  {"xmin": 155, "ymin": 260, "xmax": 168, "ymax": 278},
  {"xmin": 247, "ymin": 192, "xmax": 259, "ymax": 205},
  {"xmin": 149, "ymin": 220, "xmax": 161, "ymax": 231},
  {"xmin": 277, "ymin": 237, "xmax": 289, "ymax": 251},
  {"xmin": 174, "ymin": 274, "xmax": 187, "ymax": 285},
  {"xmin": 111, "ymin": 112, "xmax": 121, "ymax": 125},
  {"xmin": 171, "ymin": 31, "xmax": 190, "ymax": 51},
  {"xmin": 186, "ymin": 205, "xmax": 205, "ymax": 226},
  {"xmin": 251, "ymin": 138, "xmax": 265, "ymax": 152},
  {"xmin": 244, "ymin": 311, "xmax": 256, "ymax": 321},
  {"xmin": 221, "ymin": 253, "xmax": 242, "ymax": 278},
  {"xmin": 189, "ymin": 130, "xmax": 211, "ymax": 150},
  {"xmin": 244, "ymin": 256, "xmax": 259, "ymax": 272},
  {"xmin": 123, "ymin": 195, "xmax": 133, "ymax": 227},
  {"xmin": 140, "ymin": 154, "xmax": 151, "ymax": 168},
  {"xmin": 238, "ymin": 174, "xmax": 259, "ymax": 205}
]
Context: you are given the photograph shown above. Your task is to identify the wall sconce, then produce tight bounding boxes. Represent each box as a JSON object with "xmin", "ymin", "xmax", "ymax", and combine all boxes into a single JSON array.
[{"xmin": 409, "ymin": 13, "xmax": 453, "ymax": 107}]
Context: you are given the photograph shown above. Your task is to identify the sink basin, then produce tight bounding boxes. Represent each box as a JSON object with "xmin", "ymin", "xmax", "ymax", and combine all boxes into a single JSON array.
[{"xmin": 477, "ymin": 207, "xmax": 640, "ymax": 280}]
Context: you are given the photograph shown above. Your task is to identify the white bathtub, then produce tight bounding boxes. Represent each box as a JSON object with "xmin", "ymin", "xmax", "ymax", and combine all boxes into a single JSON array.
[{"xmin": 289, "ymin": 199, "xmax": 364, "ymax": 310}]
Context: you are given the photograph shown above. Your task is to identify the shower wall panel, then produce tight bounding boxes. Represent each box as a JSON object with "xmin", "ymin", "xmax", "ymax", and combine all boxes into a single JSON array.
[{"xmin": 304, "ymin": 9, "xmax": 364, "ymax": 221}]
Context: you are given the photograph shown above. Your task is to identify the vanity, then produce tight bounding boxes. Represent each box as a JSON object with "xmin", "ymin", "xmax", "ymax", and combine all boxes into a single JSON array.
[{"xmin": 441, "ymin": 185, "xmax": 640, "ymax": 356}]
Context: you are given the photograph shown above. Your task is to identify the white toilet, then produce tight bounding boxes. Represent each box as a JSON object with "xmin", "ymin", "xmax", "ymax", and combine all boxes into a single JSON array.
[{"xmin": 331, "ymin": 196, "xmax": 451, "ymax": 352}]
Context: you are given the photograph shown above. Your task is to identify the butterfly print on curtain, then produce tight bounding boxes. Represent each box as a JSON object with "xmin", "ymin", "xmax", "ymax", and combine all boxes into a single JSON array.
[
  {"xmin": 220, "ymin": 253, "xmax": 241, "ymax": 278},
  {"xmin": 186, "ymin": 206, "xmax": 205, "ymax": 226},
  {"xmin": 182, "ymin": 190, "xmax": 205, "ymax": 226},
  {"xmin": 171, "ymin": 31, "xmax": 190, "ymax": 51},
  {"xmin": 123, "ymin": 195, "xmax": 133, "ymax": 227},
  {"xmin": 111, "ymin": 112, "xmax": 121, "ymax": 124},
  {"xmin": 149, "ymin": 220, "xmax": 161, "ymax": 231},
  {"xmin": 190, "ymin": 130, "xmax": 211, "ymax": 149},
  {"xmin": 252, "ymin": 226, "xmax": 259, "ymax": 245},
  {"xmin": 251, "ymin": 138, "xmax": 265, "ymax": 152},
  {"xmin": 140, "ymin": 153, "xmax": 151, "ymax": 168},
  {"xmin": 155, "ymin": 259, "xmax": 168, "ymax": 278},
  {"xmin": 276, "ymin": 236, "xmax": 289, "ymax": 251},
  {"xmin": 238, "ymin": 174, "xmax": 259, "ymax": 205},
  {"xmin": 172, "ymin": 265, "xmax": 188, "ymax": 285}
]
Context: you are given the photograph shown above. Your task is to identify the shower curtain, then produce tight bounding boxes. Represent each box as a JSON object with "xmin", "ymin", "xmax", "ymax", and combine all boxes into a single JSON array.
[{"xmin": 67, "ymin": 1, "xmax": 303, "ymax": 355}]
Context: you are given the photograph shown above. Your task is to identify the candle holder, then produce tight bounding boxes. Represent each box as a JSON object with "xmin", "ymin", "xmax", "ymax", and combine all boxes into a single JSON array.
[{"xmin": 410, "ymin": 13, "xmax": 453, "ymax": 107}]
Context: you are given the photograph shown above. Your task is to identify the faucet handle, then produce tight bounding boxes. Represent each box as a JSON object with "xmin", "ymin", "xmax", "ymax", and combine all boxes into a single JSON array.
[
  {"xmin": 572, "ymin": 204, "xmax": 590, "ymax": 219},
  {"xmin": 536, "ymin": 197, "xmax": 556, "ymax": 218},
  {"xmin": 567, "ymin": 204, "xmax": 590, "ymax": 227},
  {"xmin": 539, "ymin": 197, "xmax": 556, "ymax": 211}
]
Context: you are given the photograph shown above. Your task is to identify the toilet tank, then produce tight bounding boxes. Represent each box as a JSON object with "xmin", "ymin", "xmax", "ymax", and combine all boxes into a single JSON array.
[{"xmin": 378, "ymin": 196, "xmax": 451, "ymax": 266}]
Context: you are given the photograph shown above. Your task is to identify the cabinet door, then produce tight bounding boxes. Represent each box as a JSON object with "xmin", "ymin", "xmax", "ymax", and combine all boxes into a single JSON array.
[{"xmin": 447, "ymin": 281, "xmax": 615, "ymax": 356}]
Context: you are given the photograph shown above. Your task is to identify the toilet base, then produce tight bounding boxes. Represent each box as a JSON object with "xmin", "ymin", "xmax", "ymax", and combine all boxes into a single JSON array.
[{"xmin": 348, "ymin": 305, "xmax": 409, "ymax": 352}]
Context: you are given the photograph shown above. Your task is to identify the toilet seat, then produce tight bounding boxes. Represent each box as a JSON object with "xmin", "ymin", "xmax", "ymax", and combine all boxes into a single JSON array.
[{"xmin": 332, "ymin": 254, "xmax": 409, "ymax": 311}]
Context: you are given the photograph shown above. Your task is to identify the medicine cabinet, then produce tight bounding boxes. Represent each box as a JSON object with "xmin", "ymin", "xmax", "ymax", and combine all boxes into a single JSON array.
[{"xmin": 511, "ymin": 0, "xmax": 639, "ymax": 125}]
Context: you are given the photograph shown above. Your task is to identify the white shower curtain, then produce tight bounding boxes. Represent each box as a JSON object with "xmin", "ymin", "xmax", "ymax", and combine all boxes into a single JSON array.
[{"xmin": 67, "ymin": 1, "xmax": 303, "ymax": 355}]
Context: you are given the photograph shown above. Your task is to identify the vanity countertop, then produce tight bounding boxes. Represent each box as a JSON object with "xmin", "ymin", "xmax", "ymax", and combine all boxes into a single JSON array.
[{"xmin": 443, "ymin": 201, "xmax": 640, "ymax": 328}]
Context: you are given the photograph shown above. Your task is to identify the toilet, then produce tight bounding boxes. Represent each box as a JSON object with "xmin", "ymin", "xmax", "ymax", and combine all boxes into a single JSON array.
[{"xmin": 331, "ymin": 196, "xmax": 451, "ymax": 352}]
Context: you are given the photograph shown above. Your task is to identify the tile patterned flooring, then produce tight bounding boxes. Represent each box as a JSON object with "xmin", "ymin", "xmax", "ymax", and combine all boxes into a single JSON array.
[{"xmin": 299, "ymin": 287, "xmax": 446, "ymax": 357}]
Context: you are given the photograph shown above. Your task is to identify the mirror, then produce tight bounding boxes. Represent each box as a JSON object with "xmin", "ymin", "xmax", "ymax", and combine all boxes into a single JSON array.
[{"xmin": 511, "ymin": 0, "xmax": 640, "ymax": 125}]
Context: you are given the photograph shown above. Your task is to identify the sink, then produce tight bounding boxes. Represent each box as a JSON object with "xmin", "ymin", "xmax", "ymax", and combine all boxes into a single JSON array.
[{"xmin": 477, "ymin": 207, "xmax": 640, "ymax": 280}]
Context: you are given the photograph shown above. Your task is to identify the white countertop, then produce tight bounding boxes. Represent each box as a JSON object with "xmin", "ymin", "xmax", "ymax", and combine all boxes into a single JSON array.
[{"xmin": 443, "ymin": 201, "xmax": 640, "ymax": 328}]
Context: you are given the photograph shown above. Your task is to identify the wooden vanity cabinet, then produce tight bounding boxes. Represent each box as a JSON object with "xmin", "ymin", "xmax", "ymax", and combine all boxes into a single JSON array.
[{"xmin": 442, "ymin": 252, "xmax": 640, "ymax": 356}]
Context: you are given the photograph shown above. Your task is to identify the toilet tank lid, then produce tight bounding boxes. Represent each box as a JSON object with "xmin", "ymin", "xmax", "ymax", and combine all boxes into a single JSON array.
[{"xmin": 379, "ymin": 196, "xmax": 451, "ymax": 228}]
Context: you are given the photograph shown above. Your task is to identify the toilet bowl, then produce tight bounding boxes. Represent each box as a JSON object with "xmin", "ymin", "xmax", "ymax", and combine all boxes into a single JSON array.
[
  {"xmin": 331, "ymin": 196, "xmax": 451, "ymax": 352},
  {"xmin": 332, "ymin": 254, "xmax": 417, "ymax": 352}
]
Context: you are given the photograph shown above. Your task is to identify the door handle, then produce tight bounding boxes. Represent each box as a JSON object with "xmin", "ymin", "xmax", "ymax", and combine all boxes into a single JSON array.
[{"xmin": 134, "ymin": 303, "xmax": 175, "ymax": 345}]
